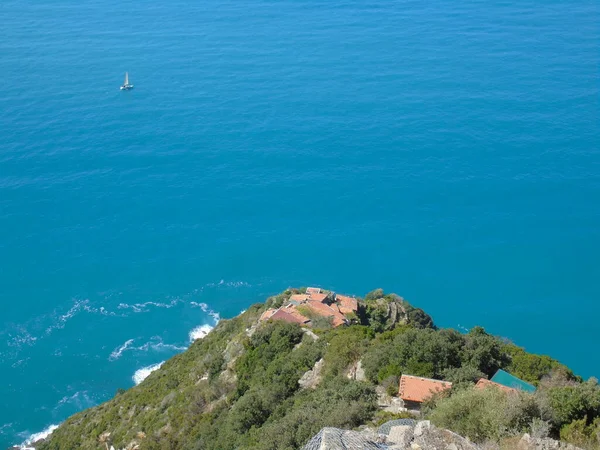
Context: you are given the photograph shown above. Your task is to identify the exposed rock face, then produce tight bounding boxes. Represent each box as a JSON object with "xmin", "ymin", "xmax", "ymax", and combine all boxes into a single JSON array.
[
  {"xmin": 302, "ymin": 422, "xmax": 584, "ymax": 450},
  {"xmin": 364, "ymin": 294, "xmax": 434, "ymax": 330},
  {"xmin": 302, "ymin": 328, "xmax": 320, "ymax": 341},
  {"xmin": 223, "ymin": 339, "xmax": 244, "ymax": 367},
  {"xmin": 302, "ymin": 427, "xmax": 384, "ymax": 450},
  {"xmin": 408, "ymin": 421, "xmax": 479, "ymax": 449},
  {"xmin": 346, "ymin": 359, "xmax": 366, "ymax": 381},
  {"xmin": 516, "ymin": 434, "xmax": 582, "ymax": 450},
  {"xmin": 299, "ymin": 358, "xmax": 325, "ymax": 390},
  {"xmin": 303, "ymin": 420, "xmax": 479, "ymax": 449},
  {"xmin": 376, "ymin": 385, "xmax": 406, "ymax": 413}
]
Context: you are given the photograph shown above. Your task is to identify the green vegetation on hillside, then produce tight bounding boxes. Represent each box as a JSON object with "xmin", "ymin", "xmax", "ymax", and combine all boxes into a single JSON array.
[{"xmin": 39, "ymin": 289, "xmax": 600, "ymax": 450}]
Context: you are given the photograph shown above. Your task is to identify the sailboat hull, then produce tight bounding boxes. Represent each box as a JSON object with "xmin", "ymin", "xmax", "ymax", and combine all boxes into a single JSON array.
[{"xmin": 120, "ymin": 72, "xmax": 133, "ymax": 90}]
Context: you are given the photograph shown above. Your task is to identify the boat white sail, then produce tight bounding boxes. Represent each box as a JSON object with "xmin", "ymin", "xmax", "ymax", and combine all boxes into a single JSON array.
[{"xmin": 120, "ymin": 72, "xmax": 133, "ymax": 90}]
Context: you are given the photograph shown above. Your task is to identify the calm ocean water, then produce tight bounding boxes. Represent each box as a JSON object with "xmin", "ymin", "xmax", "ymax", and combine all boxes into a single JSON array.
[{"xmin": 1, "ymin": 0, "xmax": 598, "ymax": 446}]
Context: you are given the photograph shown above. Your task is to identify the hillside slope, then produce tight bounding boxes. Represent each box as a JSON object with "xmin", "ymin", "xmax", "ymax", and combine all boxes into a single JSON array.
[{"xmin": 35, "ymin": 289, "xmax": 600, "ymax": 450}]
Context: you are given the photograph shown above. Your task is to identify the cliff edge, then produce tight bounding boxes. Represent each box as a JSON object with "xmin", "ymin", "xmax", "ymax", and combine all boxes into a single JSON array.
[{"xmin": 20, "ymin": 288, "xmax": 599, "ymax": 450}]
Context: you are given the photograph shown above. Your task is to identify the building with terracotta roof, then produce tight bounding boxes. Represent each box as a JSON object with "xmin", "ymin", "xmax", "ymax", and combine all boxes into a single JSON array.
[
  {"xmin": 282, "ymin": 304, "xmax": 310, "ymax": 322},
  {"xmin": 309, "ymin": 292, "xmax": 329, "ymax": 303},
  {"xmin": 305, "ymin": 300, "xmax": 347, "ymax": 327},
  {"xmin": 260, "ymin": 308, "xmax": 278, "ymax": 322},
  {"xmin": 475, "ymin": 378, "xmax": 518, "ymax": 394},
  {"xmin": 398, "ymin": 375, "xmax": 452, "ymax": 410},
  {"xmin": 289, "ymin": 294, "xmax": 309, "ymax": 304},
  {"xmin": 269, "ymin": 308, "xmax": 309, "ymax": 325},
  {"xmin": 259, "ymin": 288, "xmax": 360, "ymax": 329},
  {"xmin": 335, "ymin": 294, "xmax": 358, "ymax": 314}
]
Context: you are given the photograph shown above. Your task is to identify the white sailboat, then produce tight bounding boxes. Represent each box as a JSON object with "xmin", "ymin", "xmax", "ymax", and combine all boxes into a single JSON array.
[{"xmin": 120, "ymin": 72, "xmax": 133, "ymax": 90}]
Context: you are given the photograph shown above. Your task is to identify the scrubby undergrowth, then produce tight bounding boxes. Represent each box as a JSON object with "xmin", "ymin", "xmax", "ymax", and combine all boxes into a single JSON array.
[{"xmin": 38, "ymin": 289, "xmax": 600, "ymax": 450}]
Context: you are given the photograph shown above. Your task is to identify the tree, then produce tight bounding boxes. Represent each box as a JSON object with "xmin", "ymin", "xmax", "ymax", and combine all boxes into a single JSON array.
[
  {"xmin": 505, "ymin": 344, "xmax": 574, "ymax": 385},
  {"xmin": 543, "ymin": 378, "xmax": 600, "ymax": 426},
  {"xmin": 461, "ymin": 326, "xmax": 509, "ymax": 377},
  {"xmin": 408, "ymin": 308, "xmax": 435, "ymax": 329},
  {"xmin": 442, "ymin": 365, "xmax": 486, "ymax": 385}
]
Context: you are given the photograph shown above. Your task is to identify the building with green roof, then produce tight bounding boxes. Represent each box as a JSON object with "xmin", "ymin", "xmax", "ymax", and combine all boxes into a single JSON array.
[{"xmin": 490, "ymin": 369, "xmax": 536, "ymax": 393}]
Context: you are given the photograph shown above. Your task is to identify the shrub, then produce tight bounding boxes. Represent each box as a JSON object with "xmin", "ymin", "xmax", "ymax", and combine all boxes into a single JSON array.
[
  {"xmin": 560, "ymin": 417, "xmax": 600, "ymax": 449},
  {"xmin": 429, "ymin": 387, "xmax": 545, "ymax": 443},
  {"xmin": 365, "ymin": 288, "xmax": 384, "ymax": 301},
  {"xmin": 371, "ymin": 410, "xmax": 416, "ymax": 427},
  {"xmin": 442, "ymin": 365, "xmax": 486, "ymax": 385},
  {"xmin": 381, "ymin": 375, "xmax": 400, "ymax": 397},
  {"xmin": 322, "ymin": 326, "xmax": 373, "ymax": 378},
  {"xmin": 542, "ymin": 378, "xmax": 600, "ymax": 427},
  {"xmin": 38, "ymin": 288, "xmax": 594, "ymax": 450},
  {"xmin": 505, "ymin": 344, "xmax": 574, "ymax": 385}
]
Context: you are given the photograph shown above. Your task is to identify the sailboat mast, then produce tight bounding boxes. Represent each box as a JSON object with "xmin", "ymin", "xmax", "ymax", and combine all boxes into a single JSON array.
[{"xmin": 125, "ymin": 72, "xmax": 129, "ymax": 85}]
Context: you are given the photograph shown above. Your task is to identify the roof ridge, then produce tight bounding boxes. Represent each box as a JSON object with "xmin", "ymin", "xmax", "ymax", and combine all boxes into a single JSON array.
[{"xmin": 401, "ymin": 374, "xmax": 451, "ymax": 384}]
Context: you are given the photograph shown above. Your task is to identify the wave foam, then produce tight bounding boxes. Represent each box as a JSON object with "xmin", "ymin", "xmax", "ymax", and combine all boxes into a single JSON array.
[
  {"xmin": 117, "ymin": 299, "xmax": 180, "ymax": 313},
  {"xmin": 55, "ymin": 391, "xmax": 95, "ymax": 411},
  {"xmin": 7, "ymin": 331, "xmax": 37, "ymax": 348},
  {"xmin": 19, "ymin": 423, "xmax": 59, "ymax": 449},
  {"xmin": 189, "ymin": 302, "xmax": 221, "ymax": 322},
  {"xmin": 189, "ymin": 324, "xmax": 214, "ymax": 342},
  {"xmin": 44, "ymin": 299, "xmax": 120, "ymax": 336},
  {"xmin": 108, "ymin": 337, "xmax": 186, "ymax": 361},
  {"xmin": 133, "ymin": 362, "xmax": 164, "ymax": 385},
  {"xmin": 109, "ymin": 339, "xmax": 135, "ymax": 361},
  {"xmin": 207, "ymin": 279, "xmax": 251, "ymax": 288}
]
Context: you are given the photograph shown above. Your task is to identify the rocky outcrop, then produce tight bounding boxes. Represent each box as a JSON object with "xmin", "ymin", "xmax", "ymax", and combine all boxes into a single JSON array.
[
  {"xmin": 346, "ymin": 359, "xmax": 366, "ymax": 381},
  {"xmin": 302, "ymin": 427, "xmax": 384, "ymax": 450},
  {"xmin": 299, "ymin": 358, "xmax": 325, "ymax": 390},
  {"xmin": 408, "ymin": 421, "xmax": 479, "ymax": 449},
  {"xmin": 303, "ymin": 420, "xmax": 479, "ymax": 449},
  {"xmin": 302, "ymin": 421, "xmax": 584, "ymax": 450},
  {"xmin": 376, "ymin": 386, "xmax": 406, "ymax": 413},
  {"xmin": 516, "ymin": 434, "xmax": 582, "ymax": 450},
  {"xmin": 362, "ymin": 294, "xmax": 434, "ymax": 331}
]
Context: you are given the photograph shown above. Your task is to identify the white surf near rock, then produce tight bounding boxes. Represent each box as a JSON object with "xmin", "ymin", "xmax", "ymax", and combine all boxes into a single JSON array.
[
  {"xmin": 132, "ymin": 361, "xmax": 164, "ymax": 385},
  {"xmin": 188, "ymin": 324, "xmax": 214, "ymax": 342},
  {"xmin": 19, "ymin": 423, "xmax": 59, "ymax": 449}
]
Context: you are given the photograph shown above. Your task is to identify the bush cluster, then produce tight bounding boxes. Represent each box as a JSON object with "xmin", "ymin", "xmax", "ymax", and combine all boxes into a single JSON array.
[{"xmin": 39, "ymin": 289, "xmax": 598, "ymax": 450}]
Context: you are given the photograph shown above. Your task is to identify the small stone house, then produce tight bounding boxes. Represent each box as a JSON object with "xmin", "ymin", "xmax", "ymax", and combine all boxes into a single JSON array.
[{"xmin": 398, "ymin": 374, "xmax": 452, "ymax": 410}]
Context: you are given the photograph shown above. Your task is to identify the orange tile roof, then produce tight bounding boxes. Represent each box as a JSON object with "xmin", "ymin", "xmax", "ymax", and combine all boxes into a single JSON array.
[
  {"xmin": 284, "ymin": 304, "xmax": 311, "ymax": 322},
  {"xmin": 309, "ymin": 292, "xmax": 329, "ymax": 303},
  {"xmin": 305, "ymin": 300, "xmax": 346, "ymax": 327},
  {"xmin": 475, "ymin": 378, "xmax": 518, "ymax": 394},
  {"xmin": 329, "ymin": 303, "xmax": 342, "ymax": 314},
  {"xmin": 289, "ymin": 294, "xmax": 309, "ymax": 302},
  {"xmin": 336, "ymin": 294, "xmax": 358, "ymax": 314},
  {"xmin": 269, "ymin": 308, "xmax": 308, "ymax": 325},
  {"xmin": 399, "ymin": 375, "xmax": 452, "ymax": 403},
  {"xmin": 260, "ymin": 309, "xmax": 277, "ymax": 321}
]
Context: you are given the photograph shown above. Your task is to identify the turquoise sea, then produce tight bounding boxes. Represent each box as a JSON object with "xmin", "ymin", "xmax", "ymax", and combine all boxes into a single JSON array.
[{"xmin": 1, "ymin": 0, "xmax": 599, "ymax": 446}]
